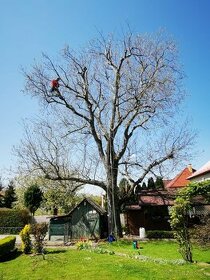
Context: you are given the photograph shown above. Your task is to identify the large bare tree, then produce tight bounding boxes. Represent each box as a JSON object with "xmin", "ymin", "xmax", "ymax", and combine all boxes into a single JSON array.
[{"xmin": 18, "ymin": 31, "xmax": 194, "ymax": 237}]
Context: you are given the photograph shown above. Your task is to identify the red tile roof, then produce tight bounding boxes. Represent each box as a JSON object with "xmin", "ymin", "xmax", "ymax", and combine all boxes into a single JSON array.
[
  {"xmin": 165, "ymin": 166, "xmax": 195, "ymax": 189},
  {"xmin": 138, "ymin": 190, "xmax": 175, "ymax": 206},
  {"xmin": 187, "ymin": 161, "xmax": 210, "ymax": 180}
]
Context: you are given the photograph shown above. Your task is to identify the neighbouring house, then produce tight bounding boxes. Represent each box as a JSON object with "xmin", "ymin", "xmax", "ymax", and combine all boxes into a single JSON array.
[
  {"xmin": 49, "ymin": 197, "xmax": 108, "ymax": 241},
  {"xmin": 186, "ymin": 161, "xmax": 210, "ymax": 219},
  {"xmin": 124, "ymin": 164, "xmax": 210, "ymax": 235},
  {"xmin": 187, "ymin": 161, "xmax": 210, "ymax": 182}
]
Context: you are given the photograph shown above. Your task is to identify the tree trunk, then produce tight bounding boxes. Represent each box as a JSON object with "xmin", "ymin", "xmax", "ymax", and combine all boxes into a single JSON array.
[{"xmin": 106, "ymin": 162, "xmax": 122, "ymax": 239}]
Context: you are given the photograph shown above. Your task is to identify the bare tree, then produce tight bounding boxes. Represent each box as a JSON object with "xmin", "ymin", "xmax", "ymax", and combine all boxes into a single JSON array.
[{"xmin": 18, "ymin": 31, "xmax": 194, "ymax": 237}]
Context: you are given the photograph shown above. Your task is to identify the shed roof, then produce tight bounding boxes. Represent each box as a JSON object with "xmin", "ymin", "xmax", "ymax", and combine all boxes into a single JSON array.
[
  {"xmin": 138, "ymin": 190, "xmax": 175, "ymax": 206},
  {"xmin": 79, "ymin": 197, "xmax": 107, "ymax": 215},
  {"xmin": 50, "ymin": 197, "xmax": 106, "ymax": 221}
]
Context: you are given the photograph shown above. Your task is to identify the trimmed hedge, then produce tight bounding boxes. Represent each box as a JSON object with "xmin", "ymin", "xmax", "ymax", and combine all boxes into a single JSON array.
[
  {"xmin": 146, "ymin": 230, "xmax": 175, "ymax": 239},
  {"xmin": 0, "ymin": 236, "xmax": 16, "ymax": 257},
  {"xmin": 0, "ymin": 208, "xmax": 31, "ymax": 234}
]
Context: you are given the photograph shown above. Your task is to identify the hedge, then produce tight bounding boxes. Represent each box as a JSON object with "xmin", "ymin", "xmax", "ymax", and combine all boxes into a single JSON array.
[
  {"xmin": 146, "ymin": 230, "xmax": 175, "ymax": 239},
  {"xmin": 0, "ymin": 208, "xmax": 31, "ymax": 234},
  {"xmin": 0, "ymin": 236, "xmax": 16, "ymax": 257}
]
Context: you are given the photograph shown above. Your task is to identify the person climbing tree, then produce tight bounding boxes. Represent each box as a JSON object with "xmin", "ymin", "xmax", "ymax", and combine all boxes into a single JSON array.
[{"xmin": 50, "ymin": 78, "xmax": 60, "ymax": 92}]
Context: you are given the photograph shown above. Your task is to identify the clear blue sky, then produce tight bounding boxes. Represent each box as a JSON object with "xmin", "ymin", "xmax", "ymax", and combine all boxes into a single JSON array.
[{"xmin": 1, "ymin": 0, "xmax": 210, "ymax": 179}]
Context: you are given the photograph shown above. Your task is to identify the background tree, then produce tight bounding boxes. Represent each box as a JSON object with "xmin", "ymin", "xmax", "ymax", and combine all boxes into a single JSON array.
[
  {"xmin": 0, "ymin": 178, "xmax": 4, "ymax": 207},
  {"xmin": 43, "ymin": 185, "xmax": 82, "ymax": 214},
  {"xmin": 24, "ymin": 184, "xmax": 43, "ymax": 216},
  {"xmin": 147, "ymin": 177, "xmax": 155, "ymax": 189},
  {"xmin": 141, "ymin": 182, "xmax": 147, "ymax": 190},
  {"xmin": 17, "ymin": 31, "xmax": 194, "ymax": 237},
  {"xmin": 155, "ymin": 176, "xmax": 164, "ymax": 189},
  {"xmin": 14, "ymin": 174, "xmax": 80, "ymax": 214},
  {"xmin": 4, "ymin": 180, "xmax": 17, "ymax": 208}
]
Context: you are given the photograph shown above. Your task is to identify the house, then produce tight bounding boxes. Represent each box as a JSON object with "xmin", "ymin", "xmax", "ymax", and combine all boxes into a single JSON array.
[
  {"xmin": 124, "ymin": 165, "xmax": 209, "ymax": 235},
  {"xmin": 165, "ymin": 164, "xmax": 196, "ymax": 189},
  {"xmin": 187, "ymin": 161, "xmax": 210, "ymax": 182},
  {"xmin": 49, "ymin": 197, "xmax": 108, "ymax": 241},
  {"xmin": 186, "ymin": 161, "xmax": 210, "ymax": 218}
]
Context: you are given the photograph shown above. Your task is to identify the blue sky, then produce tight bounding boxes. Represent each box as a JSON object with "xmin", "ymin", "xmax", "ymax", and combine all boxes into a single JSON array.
[{"xmin": 1, "ymin": 0, "xmax": 210, "ymax": 179}]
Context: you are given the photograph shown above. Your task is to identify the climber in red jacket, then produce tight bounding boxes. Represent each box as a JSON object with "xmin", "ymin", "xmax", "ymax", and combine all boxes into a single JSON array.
[{"xmin": 50, "ymin": 78, "xmax": 60, "ymax": 92}]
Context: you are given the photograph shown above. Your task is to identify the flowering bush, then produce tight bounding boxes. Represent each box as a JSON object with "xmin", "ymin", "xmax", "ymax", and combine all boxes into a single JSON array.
[
  {"xmin": 19, "ymin": 224, "xmax": 32, "ymax": 254},
  {"xmin": 76, "ymin": 239, "xmax": 92, "ymax": 250}
]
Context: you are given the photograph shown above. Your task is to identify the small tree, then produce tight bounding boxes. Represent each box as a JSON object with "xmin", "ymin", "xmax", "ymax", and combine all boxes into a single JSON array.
[
  {"xmin": 4, "ymin": 181, "xmax": 17, "ymax": 208},
  {"xmin": 170, "ymin": 180, "xmax": 210, "ymax": 262},
  {"xmin": 31, "ymin": 222, "xmax": 48, "ymax": 254},
  {"xmin": 24, "ymin": 184, "xmax": 43, "ymax": 216},
  {"xmin": 170, "ymin": 197, "xmax": 192, "ymax": 262}
]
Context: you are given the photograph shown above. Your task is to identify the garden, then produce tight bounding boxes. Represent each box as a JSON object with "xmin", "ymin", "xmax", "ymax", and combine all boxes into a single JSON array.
[{"xmin": 0, "ymin": 239, "xmax": 210, "ymax": 280}]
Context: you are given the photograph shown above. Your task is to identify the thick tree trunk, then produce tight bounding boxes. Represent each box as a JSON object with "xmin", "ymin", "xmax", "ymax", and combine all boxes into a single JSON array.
[{"xmin": 106, "ymin": 162, "xmax": 122, "ymax": 238}]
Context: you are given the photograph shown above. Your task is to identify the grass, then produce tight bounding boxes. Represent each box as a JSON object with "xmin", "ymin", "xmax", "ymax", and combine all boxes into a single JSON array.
[
  {"xmin": 99, "ymin": 240, "xmax": 210, "ymax": 263},
  {"xmin": 0, "ymin": 241, "xmax": 209, "ymax": 280}
]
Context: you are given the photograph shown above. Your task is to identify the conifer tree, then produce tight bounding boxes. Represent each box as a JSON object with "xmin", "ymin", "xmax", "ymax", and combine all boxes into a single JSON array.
[
  {"xmin": 4, "ymin": 180, "xmax": 17, "ymax": 208},
  {"xmin": 147, "ymin": 177, "xmax": 155, "ymax": 189},
  {"xmin": 155, "ymin": 177, "xmax": 164, "ymax": 189}
]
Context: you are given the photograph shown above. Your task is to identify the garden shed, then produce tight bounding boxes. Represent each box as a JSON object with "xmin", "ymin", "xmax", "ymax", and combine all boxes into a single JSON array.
[{"xmin": 49, "ymin": 198, "xmax": 107, "ymax": 241}]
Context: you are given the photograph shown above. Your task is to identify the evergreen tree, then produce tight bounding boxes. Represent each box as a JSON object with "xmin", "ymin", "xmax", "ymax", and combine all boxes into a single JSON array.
[
  {"xmin": 155, "ymin": 176, "xmax": 164, "ymax": 189},
  {"xmin": 142, "ymin": 182, "xmax": 147, "ymax": 189},
  {"xmin": 147, "ymin": 177, "xmax": 155, "ymax": 189},
  {"xmin": 24, "ymin": 184, "xmax": 43, "ymax": 216},
  {"xmin": 0, "ymin": 178, "xmax": 4, "ymax": 207},
  {"xmin": 4, "ymin": 180, "xmax": 17, "ymax": 208},
  {"xmin": 134, "ymin": 184, "xmax": 141, "ymax": 194}
]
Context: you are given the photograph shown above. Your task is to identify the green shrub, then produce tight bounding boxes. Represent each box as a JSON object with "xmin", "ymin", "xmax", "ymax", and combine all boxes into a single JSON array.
[
  {"xmin": 0, "ymin": 236, "xmax": 16, "ymax": 257},
  {"xmin": 146, "ymin": 230, "xmax": 175, "ymax": 239},
  {"xmin": 19, "ymin": 224, "xmax": 32, "ymax": 254},
  {"xmin": 0, "ymin": 208, "xmax": 31, "ymax": 234},
  {"xmin": 31, "ymin": 223, "xmax": 48, "ymax": 254}
]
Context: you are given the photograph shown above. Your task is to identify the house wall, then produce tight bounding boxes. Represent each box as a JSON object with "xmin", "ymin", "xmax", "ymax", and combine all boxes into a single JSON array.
[
  {"xmin": 190, "ymin": 172, "xmax": 210, "ymax": 182},
  {"xmin": 125, "ymin": 206, "xmax": 171, "ymax": 235}
]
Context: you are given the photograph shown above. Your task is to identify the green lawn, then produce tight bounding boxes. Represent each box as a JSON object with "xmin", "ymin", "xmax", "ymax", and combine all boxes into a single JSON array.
[
  {"xmin": 99, "ymin": 240, "xmax": 210, "ymax": 263},
  {"xmin": 0, "ymin": 241, "xmax": 209, "ymax": 280}
]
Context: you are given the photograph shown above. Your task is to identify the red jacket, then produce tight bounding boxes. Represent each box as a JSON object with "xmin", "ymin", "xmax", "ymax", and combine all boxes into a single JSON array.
[{"xmin": 51, "ymin": 79, "xmax": 59, "ymax": 88}]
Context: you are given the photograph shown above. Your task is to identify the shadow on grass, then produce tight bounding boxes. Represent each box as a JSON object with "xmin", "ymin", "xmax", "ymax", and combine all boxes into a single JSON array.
[
  {"xmin": 0, "ymin": 250, "xmax": 22, "ymax": 263},
  {"xmin": 45, "ymin": 249, "xmax": 67, "ymax": 255}
]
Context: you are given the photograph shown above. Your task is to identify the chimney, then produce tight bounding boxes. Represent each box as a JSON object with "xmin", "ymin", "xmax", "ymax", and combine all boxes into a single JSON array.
[{"xmin": 188, "ymin": 164, "xmax": 192, "ymax": 173}]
